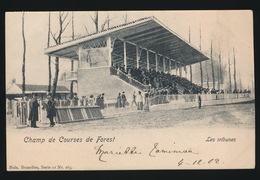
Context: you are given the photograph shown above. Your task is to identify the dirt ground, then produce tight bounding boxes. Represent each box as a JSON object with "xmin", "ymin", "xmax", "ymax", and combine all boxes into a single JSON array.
[
  {"xmin": 5, "ymin": 101, "xmax": 255, "ymax": 170},
  {"xmin": 6, "ymin": 101, "xmax": 255, "ymax": 133}
]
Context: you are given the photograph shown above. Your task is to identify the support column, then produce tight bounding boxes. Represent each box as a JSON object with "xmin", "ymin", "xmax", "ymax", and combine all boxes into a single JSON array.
[
  {"xmin": 107, "ymin": 36, "xmax": 112, "ymax": 67},
  {"xmin": 136, "ymin": 46, "xmax": 139, "ymax": 68},
  {"xmin": 185, "ymin": 65, "xmax": 187, "ymax": 78},
  {"xmin": 180, "ymin": 64, "xmax": 182, "ymax": 77},
  {"xmin": 155, "ymin": 53, "xmax": 158, "ymax": 72},
  {"xmin": 163, "ymin": 56, "xmax": 165, "ymax": 72},
  {"xmin": 190, "ymin": 64, "xmax": 192, "ymax": 83},
  {"xmin": 123, "ymin": 41, "xmax": 127, "ymax": 71},
  {"xmin": 147, "ymin": 50, "xmax": 149, "ymax": 70},
  {"xmin": 169, "ymin": 60, "xmax": 172, "ymax": 74},
  {"xmin": 78, "ymin": 45, "xmax": 83, "ymax": 69},
  {"xmin": 175, "ymin": 61, "xmax": 177, "ymax": 75}
]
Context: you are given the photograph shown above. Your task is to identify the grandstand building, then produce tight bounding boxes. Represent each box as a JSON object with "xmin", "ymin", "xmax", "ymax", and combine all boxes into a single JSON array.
[{"xmin": 44, "ymin": 16, "xmax": 209, "ymax": 100}]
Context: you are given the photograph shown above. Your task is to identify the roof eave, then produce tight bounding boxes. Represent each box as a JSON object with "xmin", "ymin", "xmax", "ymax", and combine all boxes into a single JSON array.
[{"xmin": 44, "ymin": 17, "xmax": 154, "ymax": 55}]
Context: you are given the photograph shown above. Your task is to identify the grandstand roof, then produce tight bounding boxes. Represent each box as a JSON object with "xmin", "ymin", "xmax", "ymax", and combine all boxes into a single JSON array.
[{"xmin": 44, "ymin": 16, "xmax": 209, "ymax": 65}]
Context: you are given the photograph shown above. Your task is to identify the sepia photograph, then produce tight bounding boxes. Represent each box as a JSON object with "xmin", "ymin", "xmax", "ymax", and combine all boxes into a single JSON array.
[{"xmin": 5, "ymin": 10, "xmax": 255, "ymax": 170}]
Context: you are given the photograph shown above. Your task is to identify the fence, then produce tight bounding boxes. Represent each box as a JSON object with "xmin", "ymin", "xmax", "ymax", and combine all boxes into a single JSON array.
[
  {"xmin": 6, "ymin": 99, "xmax": 50, "ymax": 127},
  {"xmin": 148, "ymin": 92, "xmax": 253, "ymax": 106},
  {"xmin": 55, "ymin": 106, "xmax": 103, "ymax": 123},
  {"xmin": 6, "ymin": 92, "xmax": 254, "ymax": 127}
]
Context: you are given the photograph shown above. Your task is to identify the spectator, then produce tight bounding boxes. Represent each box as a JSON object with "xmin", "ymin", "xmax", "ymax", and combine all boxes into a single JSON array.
[
  {"xmin": 46, "ymin": 94, "xmax": 56, "ymax": 127},
  {"xmin": 137, "ymin": 91, "xmax": 143, "ymax": 110},
  {"xmin": 89, "ymin": 95, "xmax": 95, "ymax": 106},
  {"xmin": 28, "ymin": 93, "xmax": 39, "ymax": 128},
  {"xmin": 198, "ymin": 92, "xmax": 202, "ymax": 109},
  {"xmin": 116, "ymin": 93, "xmax": 122, "ymax": 108},
  {"xmin": 131, "ymin": 91, "xmax": 137, "ymax": 107},
  {"xmin": 122, "ymin": 92, "xmax": 127, "ymax": 108}
]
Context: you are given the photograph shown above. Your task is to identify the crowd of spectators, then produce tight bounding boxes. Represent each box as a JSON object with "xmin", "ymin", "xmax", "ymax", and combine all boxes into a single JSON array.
[
  {"xmin": 113, "ymin": 64, "xmax": 252, "ymax": 96},
  {"xmin": 114, "ymin": 64, "xmax": 204, "ymax": 95}
]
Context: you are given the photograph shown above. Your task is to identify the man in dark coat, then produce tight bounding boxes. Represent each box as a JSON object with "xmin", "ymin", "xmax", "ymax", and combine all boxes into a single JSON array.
[
  {"xmin": 28, "ymin": 93, "xmax": 39, "ymax": 128},
  {"xmin": 198, "ymin": 92, "xmax": 202, "ymax": 109},
  {"xmin": 46, "ymin": 94, "xmax": 56, "ymax": 127}
]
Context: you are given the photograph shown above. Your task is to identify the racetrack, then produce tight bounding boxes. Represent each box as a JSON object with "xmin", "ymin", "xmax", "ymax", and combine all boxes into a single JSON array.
[{"xmin": 7, "ymin": 101, "xmax": 255, "ymax": 132}]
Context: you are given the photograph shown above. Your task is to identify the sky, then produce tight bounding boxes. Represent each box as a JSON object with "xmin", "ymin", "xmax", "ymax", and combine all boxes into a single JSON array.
[{"xmin": 5, "ymin": 10, "xmax": 254, "ymax": 89}]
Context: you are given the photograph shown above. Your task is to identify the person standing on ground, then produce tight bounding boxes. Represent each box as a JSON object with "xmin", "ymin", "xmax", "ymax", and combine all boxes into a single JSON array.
[
  {"xmin": 137, "ymin": 91, "xmax": 143, "ymax": 110},
  {"xmin": 116, "ymin": 93, "xmax": 122, "ymax": 108},
  {"xmin": 46, "ymin": 94, "xmax": 56, "ymax": 127},
  {"xmin": 89, "ymin": 95, "xmax": 95, "ymax": 106},
  {"xmin": 28, "ymin": 93, "xmax": 39, "ymax": 128},
  {"xmin": 198, "ymin": 92, "xmax": 202, "ymax": 109},
  {"xmin": 122, "ymin": 92, "xmax": 127, "ymax": 108},
  {"xmin": 131, "ymin": 91, "xmax": 137, "ymax": 107}
]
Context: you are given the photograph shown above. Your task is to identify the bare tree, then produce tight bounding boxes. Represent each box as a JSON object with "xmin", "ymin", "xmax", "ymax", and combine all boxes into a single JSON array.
[
  {"xmin": 50, "ymin": 12, "xmax": 71, "ymax": 99},
  {"xmin": 47, "ymin": 12, "xmax": 52, "ymax": 93},
  {"xmin": 199, "ymin": 24, "xmax": 203, "ymax": 87},
  {"xmin": 22, "ymin": 12, "xmax": 26, "ymax": 100},
  {"xmin": 239, "ymin": 73, "xmax": 242, "ymax": 90},
  {"xmin": 70, "ymin": 12, "xmax": 75, "ymax": 99},
  {"xmin": 210, "ymin": 40, "xmax": 215, "ymax": 89},
  {"xmin": 189, "ymin": 27, "xmax": 192, "ymax": 83},
  {"xmin": 228, "ymin": 53, "xmax": 232, "ymax": 91},
  {"xmin": 233, "ymin": 47, "xmax": 237, "ymax": 91},
  {"xmin": 91, "ymin": 11, "xmax": 115, "ymax": 32},
  {"xmin": 217, "ymin": 53, "xmax": 221, "ymax": 90},
  {"xmin": 205, "ymin": 60, "xmax": 210, "ymax": 89},
  {"xmin": 91, "ymin": 11, "xmax": 99, "ymax": 33},
  {"xmin": 123, "ymin": 12, "xmax": 128, "ymax": 24}
]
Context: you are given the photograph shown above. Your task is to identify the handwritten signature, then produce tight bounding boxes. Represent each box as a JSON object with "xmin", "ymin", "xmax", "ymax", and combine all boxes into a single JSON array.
[
  {"xmin": 149, "ymin": 142, "xmax": 199, "ymax": 157},
  {"xmin": 95, "ymin": 142, "xmax": 199, "ymax": 162},
  {"xmin": 94, "ymin": 144, "xmax": 141, "ymax": 162}
]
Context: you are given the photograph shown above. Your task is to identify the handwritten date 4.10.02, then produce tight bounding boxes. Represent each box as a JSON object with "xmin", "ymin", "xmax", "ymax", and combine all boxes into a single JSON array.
[{"xmin": 177, "ymin": 158, "xmax": 223, "ymax": 167}]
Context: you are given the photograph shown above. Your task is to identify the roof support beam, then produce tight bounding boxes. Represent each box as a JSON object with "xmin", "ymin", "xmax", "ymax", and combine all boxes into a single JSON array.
[
  {"xmin": 78, "ymin": 45, "xmax": 83, "ymax": 68},
  {"xmin": 155, "ymin": 54, "xmax": 158, "ymax": 72},
  {"xmin": 163, "ymin": 56, "xmax": 166, "ymax": 72},
  {"xmin": 136, "ymin": 46, "xmax": 139, "ymax": 68},
  {"xmin": 123, "ymin": 40, "xmax": 127, "ymax": 71},
  {"xmin": 147, "ymin": 50, "xmax": 149, "ymax": 70},
  {"xmin": 107, "ymin": 36, "xmax": 112, "ymax": 67},
  {"xmin": 169, "ymin": 59, "xmax": 172, "ymax": 74}
]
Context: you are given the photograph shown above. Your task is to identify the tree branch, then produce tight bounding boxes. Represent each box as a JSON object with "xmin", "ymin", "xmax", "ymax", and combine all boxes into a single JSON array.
[
  {"xmin": 61, "ymin": 12, "xmax": 69, "ymax": 23},
  {"xmin": 50, "ymin": 31, "xmax": 58, "ymax": 44},
  {"xmin": 61, "ymin": 18, "xmax": 71, "ymax": 34},
  {"xmin": 90, "ymin": 15, "xmax": 95, "ymax": 23},
  {"xmin": 60, "ymin": 12, "xmax": 65, "ymax": 18},
  {"xmin": 101, "ymin": 18, "xmax": 108, "ymax": 31},
  {"xmin": 83, "ymin": 25, "xmax": 89, "ymax": 34}
]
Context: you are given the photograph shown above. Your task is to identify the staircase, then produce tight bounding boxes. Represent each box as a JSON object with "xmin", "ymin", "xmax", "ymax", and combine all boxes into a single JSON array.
[
  {"xmin": 110, "ymin": 67, "xmax": 191, "ymax": 94},
  {"xmin": 110, "ymin": 67, "xmax": 150, "ymax": 92}
]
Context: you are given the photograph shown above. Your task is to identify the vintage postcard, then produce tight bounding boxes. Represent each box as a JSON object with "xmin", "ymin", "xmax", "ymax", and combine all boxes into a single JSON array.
[{"xmin": 5, "ymin": 10, "xmax": 255, "ymax": 170}]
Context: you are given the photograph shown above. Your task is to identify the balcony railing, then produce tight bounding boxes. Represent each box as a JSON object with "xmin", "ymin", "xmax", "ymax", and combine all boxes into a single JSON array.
[{"xmin": 66, "ymin": 71, "xmax": 77, "ymax": 81}]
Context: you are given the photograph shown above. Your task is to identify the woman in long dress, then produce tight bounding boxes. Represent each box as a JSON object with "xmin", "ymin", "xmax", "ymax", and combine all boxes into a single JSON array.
[
  {"xmin": 116, "ymin": 93, "xmax": 122, "ymax": 108},
  {"xmin": 136, "ymin": 91, "xmax": 143, "ymax": 110}
]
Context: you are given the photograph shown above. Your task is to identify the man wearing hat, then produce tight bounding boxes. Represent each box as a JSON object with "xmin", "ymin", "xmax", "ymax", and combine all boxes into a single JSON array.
[
  {"xmin": 46, "ymin": 94, "xmax": 56, "ymax": 127},
  {"xmin": 28, "ymin": 93, "xmax": 39, "ymax": 128}
]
